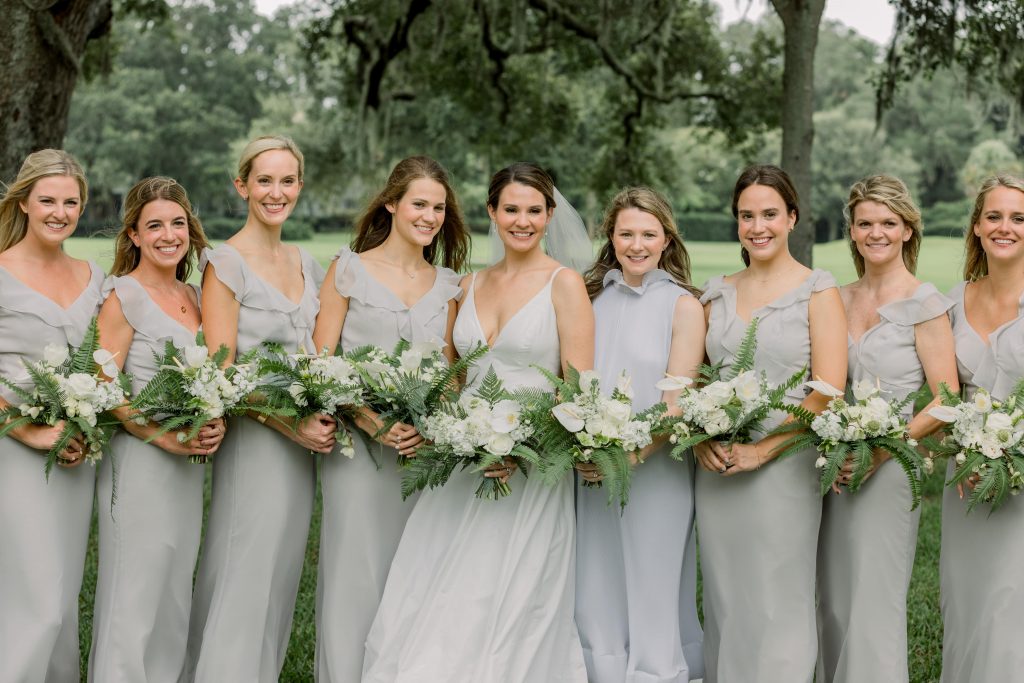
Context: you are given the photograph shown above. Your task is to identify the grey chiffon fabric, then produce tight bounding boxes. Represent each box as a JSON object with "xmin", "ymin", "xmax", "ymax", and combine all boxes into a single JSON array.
[
  {"xmin": 817, "ymin": 283, "xmax": 952, "ymax": 683},
  {"xmin": 576, "ymin": 269, "xmax": 703, "ymax": 683},
  {"xmin": 362, "ymin": 268, "xmax": 587, "ymax": 683},
  {"xmin": 940, "ymin": 281, "xmax": 1024, "ymax": 682},
  {"xmin": 0, "ymin": 262, "xmax": 103, "ymax": 683},
  {"xmin": 315, "ymin": 247, "xmax": 462, "ymax": 683},
  {"xmin": 89, "ymin": 276, "xmax": 205, "ymax": 683},
  {"xmin": 183, "ymin": 244, "xmax": 325, "ymax": 683},
  {"xmin": 696, "ymin": 269, "xmax": 836, "ymax": 683}
]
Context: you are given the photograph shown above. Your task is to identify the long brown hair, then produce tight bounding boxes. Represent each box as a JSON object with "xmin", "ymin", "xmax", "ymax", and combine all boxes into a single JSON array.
[
  {"xmin": 583, "ymin": 186, "xmax": 700, "ymax": 299},
  {"xmin": 731, "ymin": 164, "xmax": 799, "ymax": 267},
  {"xmin": 845, "ymin": 174, "xmax": 922, "ymax": 277},
  {"xmin": 0, "ymin": 149, "xmax": 88, "ymax": 253},
  {"xmin": 111, "ymin": 177, "xmax": 209, "ymax": 281},
  {"xmin": 352, "ymin": 156, "xmax": 469, "ymax": 272},
  {"xmin": 964, "ymin": 174, "xmax": 1024, "ymax": 281}
]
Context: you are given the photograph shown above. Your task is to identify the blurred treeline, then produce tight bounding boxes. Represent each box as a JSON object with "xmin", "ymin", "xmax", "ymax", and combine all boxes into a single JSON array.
[{"xmin": 66, "ymin": 0, "xmax": 1023, "ymax": 241}]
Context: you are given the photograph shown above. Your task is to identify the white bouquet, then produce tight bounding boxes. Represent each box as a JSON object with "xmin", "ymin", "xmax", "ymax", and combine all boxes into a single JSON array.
[
  {"xmin": 130, "ymin": 336, "xmax": 258, "ymax": 463},
  {"xmin": 402, "ymin": 369, "xmax": 540, "ymax": 499},
  {"xmin": 532, "ymin": 365, "xmax": 660, "ymax": 509},
  {"xmin": 250, "ymin": 343, "xmax": 365, "ymax": 457},
  {"xmin": 0, "ymin": 317, "xmax": 129, "ymax": 475},
  {"xmin": 771, "ymin": 378, "xmax": 925, "ymax": 507},
  {"xmin": 925, "ymin": 381, "xmax": 1024, "ymax": 512}
]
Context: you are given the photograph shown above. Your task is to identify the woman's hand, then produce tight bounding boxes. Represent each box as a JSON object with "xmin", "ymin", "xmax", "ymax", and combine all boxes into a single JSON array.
[
  {"xmin": 576, "ymin": 462, "xmax": 603, "ymax": 484},
  {"xmin": 833, "ymin": 447, "xmax": 888, "ymax": 493},
  {"xmin": 379, "ymin": 422, "xmax": 424, "ymax": 459},
  {"xmin": 720, "ymin": 442, "xmax": 763, "ymax": 476},
  {"xmin": 150, "ymin": 418, "xmax": 227, "ymax": 458},
  {"xmin": 694, "ymin": 440, "xmax": 731, "ymax": 473},
  {"xmin": 483, "ymin": 457, "xmax": 517, "ymax": 484},
  {"xmin": 287, "ymin": 413, "xmax": 338, "ymax": 454},
  {"xmin": 957, "ymin": 472, "xmax": 981, "ymax": 499}
]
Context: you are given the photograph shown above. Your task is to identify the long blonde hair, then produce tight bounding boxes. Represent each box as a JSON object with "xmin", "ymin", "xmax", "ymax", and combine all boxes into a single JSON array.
[
  {"xmin": 0, "ymin": 149, "xmax": 88, "ymax": 253},
  {"xmin": 583, "ymin": 186, "xmax": 700, "ymax": 299},
  {"xmin": 111, "ymin": 177, "xmax": 209, "ymax": 281},
  {"xmin": 845, "ymin": 174, "xmax": 922, "ymax": 277},
  {"xmin": 964, "ymin": 174, "xmax": 1024, "ymax": 281}
]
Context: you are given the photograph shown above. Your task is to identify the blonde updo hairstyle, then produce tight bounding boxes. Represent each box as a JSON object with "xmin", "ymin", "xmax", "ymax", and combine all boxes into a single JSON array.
[
  {"xmin": 583, "ymin": 186, "xmax": 700, "ymax": 299},
  {"xmin": 964, "ymin": 174, "xmax": 1024, "ymax": 281},
  {"xmin": 237, "ymin": 135, "xmax": 305, "ymax": 184},
  {"xmin": 844, "ymin": 174, "xmax": 923, "ymax": 277},
  {"xmin": 0, "ymin": 149, "xmax": 88, "ymax": 253},
  {"xmin": 111, "ymin": 176, "xmax": 209, "ymax": 281}
]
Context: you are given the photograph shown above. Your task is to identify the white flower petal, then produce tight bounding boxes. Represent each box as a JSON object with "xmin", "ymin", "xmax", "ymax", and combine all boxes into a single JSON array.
[
  {"xmin": 928, "ymin": 406, "xmax": 959, "ymax": 423},
  {"xmin": 806, "ymin": 380, "xmax": 844, "ymax": 398},
  {"xmin": 655, "ymin": 374, "xmax": 694, "ymax": 391}
]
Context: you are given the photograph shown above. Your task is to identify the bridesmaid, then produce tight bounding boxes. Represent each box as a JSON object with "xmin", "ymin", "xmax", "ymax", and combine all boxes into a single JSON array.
[
  {"xmin": 817, "ymin": 175, "xmax": 957, "ymax": 683},
  {"xmin": 0, "ymin": 150, "xmax": 103, "ymax": 683},
  {"xmin": 311, "ymin": 156, "xmax": 469, "ymax": 682},
  {"xmin": 940, "ymin": 174, "xmax": 1024, "ymax": 682},
  {"xmin": 89, "ymin": 177, "xmax": 226, "ymax": 682},
  {"xmin": 693, "ymin": 165, "xmax": 847, "ymax": 683},
  {"xmin": 183, "ymin": 135, "xmax": 333, "ymax": 683},
  {"xmin": 576, "ymin": 187, "xmax": 705, "ymax": 682},
  {"xmin": 363, "ymin": 162, "xmax": 594, "ymax": 682}
]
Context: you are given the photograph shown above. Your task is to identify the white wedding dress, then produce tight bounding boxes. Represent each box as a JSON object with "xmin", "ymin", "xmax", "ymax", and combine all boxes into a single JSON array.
[{"xmin": 362, "ymin": 268, "xmax": 587, "ymax": 683}]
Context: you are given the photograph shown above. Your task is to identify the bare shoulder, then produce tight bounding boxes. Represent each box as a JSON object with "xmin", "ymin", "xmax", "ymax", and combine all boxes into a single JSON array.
[
  {"xmin": 551, "ymin": 266, "xmax": 587, "ymax": 296},
  {"xmin": 675, "ymin": 292, "xmax": 704, "ymax": 317}
]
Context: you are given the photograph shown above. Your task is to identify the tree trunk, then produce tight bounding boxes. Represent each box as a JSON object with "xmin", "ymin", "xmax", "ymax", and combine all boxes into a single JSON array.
[
  {"xmin": 0, "ymin": 0, "xmax": 112, "ymax": 183},
  {"xmin": 770, "ymin": 0, "xmax": 825, "ymax": 267}
]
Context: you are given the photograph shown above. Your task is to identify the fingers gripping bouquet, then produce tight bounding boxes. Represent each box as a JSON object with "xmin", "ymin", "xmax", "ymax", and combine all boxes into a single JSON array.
[
  {"xmin": 348, "ymin": 339, "xmax": 488, "ymax": 464},
  {"xmin": 129, "ymin": 336, "xmax": 258, "ymax": 464},
  {"xmin": 532, "ymin": 365, "xmax": 660, "ymax": 510},
  {"xmin": 248, "ymin": 343, "xmax": 365, "ymax": 457},
  {"xmin": 925, "ymin": 381, "xmax": 1024, "ymax": 513},
  {"xmin": 771, "ymin": 378, "xmax": 925, "ymax": 508},
  {"xmin": 401, "ymin": 368, "xmax": 540, "ymax": 500},
  {"xmin": 0, "ymin": 317, "xmax": 130, "ymax": 476},
  {"xmin": 656, "ymin": 318, "xmax": 807, "ymax": 457}
]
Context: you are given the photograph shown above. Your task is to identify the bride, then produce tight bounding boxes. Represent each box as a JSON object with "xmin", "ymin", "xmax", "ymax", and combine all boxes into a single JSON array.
[{"xmin": 362, "ymin": 162, "xmax": 594, "ymax": 682}]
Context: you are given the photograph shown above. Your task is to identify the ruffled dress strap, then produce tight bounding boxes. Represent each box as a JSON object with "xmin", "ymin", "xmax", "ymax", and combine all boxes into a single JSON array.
[
  {"xmin": 433, "ymin": 266, "xmax": 465, "ymax": 304},
  {"xmin": 332, "ymin": 247, "xmax": 403, "ymax": 312},
  {"xmin": 878, "ymin": 282, "xmax": 954, "ymax": 327},
  {"xmin": 698, "ymin": 275, "xmax": 728, "ymax": 306},
  {"xmin": 299, "ymin": 246, "xmax": 326, "ymax": 291},
  {"xmin": 199, "ymin": 245, "xmax": 248, "ymax": 302}
]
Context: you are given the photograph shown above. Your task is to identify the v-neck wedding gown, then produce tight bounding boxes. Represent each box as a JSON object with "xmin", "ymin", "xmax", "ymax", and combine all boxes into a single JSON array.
[{"xmin": 362, "ymin": 268, "xmax": 587, "ymax": 683}]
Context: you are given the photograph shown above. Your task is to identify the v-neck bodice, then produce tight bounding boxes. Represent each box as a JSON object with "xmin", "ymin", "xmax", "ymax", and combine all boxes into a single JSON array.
[
  {"xmin": 949, "ymin": 280, "xmax": 1024, "ymax": 400},
  {"xmin": 453, "ymin": 268, "xmax": 563, "ymax": 391}
]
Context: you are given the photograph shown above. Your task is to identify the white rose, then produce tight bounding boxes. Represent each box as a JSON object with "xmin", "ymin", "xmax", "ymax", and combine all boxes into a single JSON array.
[
  {"xmin": 986, "ymin": 412, "xmax": 1013, "ymax": 434},
  {"xmin": 485, "ymin": 432, "xmax": 514, "ymax": 456},
  {"xmin": 288, "ymin": 382, "xmax": 307, "ymax": 407},
  {"xmin": 973, "ymin": 391, "xmax": 993, "ymax": 413},
  {"xmin": 602, "ymin": 398, "xmax": 632, "ymax": 425},
  {"xmin": 183, "ymin": 345, "xmax": 209, "ymax": 369},
  {"xmin": 43, "ymin": 344, "xmax": 69, "ymax": 367},
  {"xmin": 66, "ymin": 373, "xmax": 98, "ymax": 397},
  {"xmin": 732, "ymin": 372, "xmax": 761, "ymax": 402}
]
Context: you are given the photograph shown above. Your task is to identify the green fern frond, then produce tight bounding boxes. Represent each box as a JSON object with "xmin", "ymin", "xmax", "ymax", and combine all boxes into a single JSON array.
[{"xmin": 725, "ymin": 317, "xmax": 759, "ymax": 380}]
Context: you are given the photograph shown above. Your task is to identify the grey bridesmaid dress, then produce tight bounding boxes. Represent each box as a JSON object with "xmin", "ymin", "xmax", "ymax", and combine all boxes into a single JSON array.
[
  {"xmin": 576, "ymin": 269, "xmax": 704, "ymax": 683},
  {"xmin": 314, "ymin": 247, "xmax": 462, "ymax": 683},
  {"xmin": 182, "ymin": 244, "xmax": 325, "ymax": 683},
  {"xmin": 0, "ymin": 262, "xmax": 103, "ymax": 683},
  {"xmin": 88, "ymin": 275, "xmax": 205, "ymax": 683},
  {"xmin": 940, "ymin": 281, "xmax": 1024, "ymax": 682},
  {"xmin": 817, "ymin": 283, "xmax": 952, "ymax": 683},
  {"xmin": 696, "ymin": 270, "xmax": 836, "ymax": 683}
]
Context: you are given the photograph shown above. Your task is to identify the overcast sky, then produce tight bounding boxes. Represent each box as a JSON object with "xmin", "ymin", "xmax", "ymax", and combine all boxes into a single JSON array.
[{"xmin": 254, "ymin": 0, "xmax": 897, "ymax": 46}]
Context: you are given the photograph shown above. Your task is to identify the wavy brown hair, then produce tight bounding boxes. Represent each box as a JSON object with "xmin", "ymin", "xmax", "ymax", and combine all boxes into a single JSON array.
[
  {"xmin": 731, "ymin": 164, "xmax": 800, "ymax": 267},
  {"xmin": 964, "ymin": 174, "xmax": 1024, "ymax": 281},
  {"xmin": 351, "ymin": 156, "xmax": 469, "ymax": 271},
  {"xmin": 0, "ymin": 149, "xmax": 88, "ymax": 253},
  {"xmin": 111, "ymin": 177, "xmax": 209, "ymax": 281},
  {"xmin": 845, "ymin": 174, "xmax": 922, "ymax": 277},
  {"xmin": 583, "ymin": 186, "xmax": 701, "ymax": 300}
]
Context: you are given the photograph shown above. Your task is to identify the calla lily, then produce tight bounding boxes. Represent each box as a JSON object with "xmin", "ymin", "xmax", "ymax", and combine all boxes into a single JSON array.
[
  {"xmin": 806, "ymin": 379, "xmax": 844, "ymax": 398},
  {"xmin": 928, "ymin": 405, "xmax": 959, "ymax": 423},
  {"xmin": 552, "ymin": 402, "xmax": 585, "ymax": 433},
  {"xmin": 93, "ymin": 349, "xmax": 120, "ymax": 377},
  {"xmin": 655, "ymin": 374, "xmax": 694, "ymax": 391},
  {"xmin": 851, "ymin": 379, "xmax": 879, "ymax": 401}
]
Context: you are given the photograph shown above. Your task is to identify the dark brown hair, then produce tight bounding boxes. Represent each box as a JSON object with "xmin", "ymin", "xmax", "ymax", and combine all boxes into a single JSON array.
[
  {"xmin": 731, "ymin": 164, "xmax": 800, "ymax": 266},
  {"xmin": 583, "ymin": 186, "xmax": 701, "ymax": 299},
  {"xmin": 352, "ymin": 156, "xmax": 469, "ymax": 272},
  {"xmin": 844, "ymin": 174, "xmax": 922, "ymax": 277},
  {"xmin": 487, "ymin": 162, "xmax": 556, "ymax": 211},
  {"xmin": 111, "ymin": 176, "xmax": 209, "ymax": 281}
]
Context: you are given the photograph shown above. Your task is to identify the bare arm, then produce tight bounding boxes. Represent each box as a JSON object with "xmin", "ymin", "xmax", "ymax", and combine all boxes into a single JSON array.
[
  {"xmin": 201, "ymin": 264, "xmax": 241, "ymax": 366},
  {"xmin": 907, "ymin": 313, "xmax": 960, "ymax": 442},
  {"xmin": 311, "ymin": 259, "xmax": 349, "ymax": 355},
  {"xmin": 551, "ymin": 268, "xmax": 595, "ymax": 374}
]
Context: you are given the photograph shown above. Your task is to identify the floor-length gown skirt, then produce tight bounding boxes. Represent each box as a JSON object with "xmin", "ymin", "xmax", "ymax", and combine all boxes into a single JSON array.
[
  {"xmin": 362, "ymin": 468, "xmax": 587, "ymax": 683},
  {"xmin": 88, "ymin": 432, "xmax": 205, "ymax": 683},
  {"xmin": 576, "ymin": 450, "xmax": 703, "ymax": 683},
  {"xmin": 0, "ymin": 438, "xmax": 94, "ymax": 683},
  {"xmin": 696, "ymin": 448, "xmax": 821, "ymax": 683},
  {"xmin": 182, "ymin": 418, "xmax": 316, "ymax": 683},
  {"xmin": 315, "ymin": 432, "xmax": 417, "ymax": 682},
  {"xmin": 816, "ymin": 460, "xmax": 919, "ymax": 683},
  {"xmin": 940, "ymin": 460, "xmax": 1024, "ymax": 682}
]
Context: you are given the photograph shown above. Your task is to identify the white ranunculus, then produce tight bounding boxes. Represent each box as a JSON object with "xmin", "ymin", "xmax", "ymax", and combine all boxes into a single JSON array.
[
  {"xmin": 806, "ymin": 379, "xmax": 844, "ymax": 398},
  {"xmin": 986, "ymin": 412, "xmax": 1013, "ymax": 434},
  {"xmin": 43, "ymin": 344, "xmax": 69, "ymax": 367},
  {"xmin": 485, "ymin": 432, "xmax": 514, "ymax": 456},
  {"xmin": 973, "ymin": 391, "xmax": 993, "ymax": 413},
  {"xmin": 732, "ymin": 371, "xmax": 761, "ymax": 402},
  {"xmin": 602, "ymin": 398, "xmax": 632, "ymax": 424},
  {"xmin": 184, "ymin": 345, "xmax": 209, "ymax": 369},
  {"xmin": 656, "ymin": 374, "xmax": 694, "ymax": 391},
  {"xmin": 702, "ymin": 380, "xmax": 733, "ymax": 404},
  {"xmin": 552, "ymin": 402, "xmax": 585, "ymax": 432},
  {"xmin": 490, "ymin": 400, "xmax": 522, "ymax": 434}
]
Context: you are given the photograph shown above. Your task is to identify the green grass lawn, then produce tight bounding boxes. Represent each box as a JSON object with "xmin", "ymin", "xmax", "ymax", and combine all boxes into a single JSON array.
[{"xmin": 73, "ymin": 234, "xmax": 963, "ymax": 681}]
